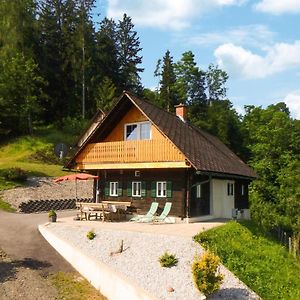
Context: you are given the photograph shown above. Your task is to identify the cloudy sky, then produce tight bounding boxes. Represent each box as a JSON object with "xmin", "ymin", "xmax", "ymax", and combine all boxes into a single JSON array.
[{"xmin": 95, "ymin": 0, "xmax": 300, "ymax": 118}]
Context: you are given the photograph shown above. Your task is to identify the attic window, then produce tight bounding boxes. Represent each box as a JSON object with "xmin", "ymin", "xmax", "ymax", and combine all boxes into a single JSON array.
[{"xmin": 125, "ymin": 122, "xmax": 151, "ymax": 140}]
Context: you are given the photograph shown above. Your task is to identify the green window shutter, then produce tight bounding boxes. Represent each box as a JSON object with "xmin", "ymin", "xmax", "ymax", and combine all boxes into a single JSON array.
[
  {"xmin": 141, "ymin": 181, "xmax": 146, "ymax": 197},
  {"xmin": 105, "ymin": 182, "xmax": 109, "ymax": 197},
  {"xmin": 167, "ymin": 181, "xmax": 172, "ymax": 198},
  {"xmin": 151, "ymin": 181, "xmax": 156, "ymax": 198},
  {"xmin": 127, "ymin": 181, "xmax": 132, "ymax": 197},
  {"xmin": 118, "ymin": 181, "xmax": 123, "ymax": 196}
]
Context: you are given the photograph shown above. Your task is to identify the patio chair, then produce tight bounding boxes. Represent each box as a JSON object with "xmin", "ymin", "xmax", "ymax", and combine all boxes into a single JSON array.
[
  {"xmin": 130, "ymin": 202, "xmax": 159, "ymax": 222},
  {"xmin": 152, "ymin": 202, "xmax": 172, "ymax": 224}
]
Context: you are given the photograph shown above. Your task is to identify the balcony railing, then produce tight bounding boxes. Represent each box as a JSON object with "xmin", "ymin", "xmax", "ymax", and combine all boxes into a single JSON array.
[{"xmin": 76, "ymin": 139, "xmax": 186, "ymax": 164}]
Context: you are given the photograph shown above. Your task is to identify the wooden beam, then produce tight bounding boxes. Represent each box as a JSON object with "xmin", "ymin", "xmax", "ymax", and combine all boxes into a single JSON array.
[{"xmin": 75, "ymin": 161, "xmax": 191, "ymax": 170}]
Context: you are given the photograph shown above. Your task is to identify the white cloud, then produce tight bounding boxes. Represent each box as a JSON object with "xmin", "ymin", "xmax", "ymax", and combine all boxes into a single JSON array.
[
  {"xmin": 107, "ymin": 0, "xmax": 246, "ymax": 30},
  {"xmin": 284, "ymin": 92, "xmax": 300, "ymax": 119},
  {"xmin": 185, "ymin": 24, "xmax": 275, "ymax": 47},
  {"xmin": 214, "ymin": 41, "xmax": 300, "ymax": 79},
  {"xmin": 255, "ymin": 0, "xmax": 300, "ymax": 15}
]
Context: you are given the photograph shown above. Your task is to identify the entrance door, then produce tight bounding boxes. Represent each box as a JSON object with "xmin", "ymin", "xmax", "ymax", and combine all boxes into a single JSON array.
[{"xmin": 190, "ymin": 182, "xmax": 210, "ymax": 217}]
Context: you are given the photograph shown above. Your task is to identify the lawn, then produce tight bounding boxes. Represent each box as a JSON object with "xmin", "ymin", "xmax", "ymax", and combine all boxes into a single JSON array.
[
  {"xmin": 194, "ymin": 221, "xmax": 300, "ymax": 300},
  {"xmin": 0, "ymin": 126, "xmax": 75, "ymax": 190},
  {"xmin": 51, "ymin": 272, "xmax": 107, "ymax": 300}
]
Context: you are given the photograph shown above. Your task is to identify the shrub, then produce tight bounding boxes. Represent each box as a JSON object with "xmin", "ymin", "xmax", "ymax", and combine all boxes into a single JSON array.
[
  {"xmin": 192, "ymin": 251, "xmax": 223, "ymax": 296},
  {"xmin": 48, "ymin": 209, "xmax": 57, "ymax": 218},
  {"xmin": 2, "ymin": 168, "xmax": 27, "ymax": 181},
  {"xmin": 159, "ymin": 251, "xmax": 178, "ymax": 268},
  {"xmin": 86, "ymin": 230, "xmax": 96, "ymax": 240}
]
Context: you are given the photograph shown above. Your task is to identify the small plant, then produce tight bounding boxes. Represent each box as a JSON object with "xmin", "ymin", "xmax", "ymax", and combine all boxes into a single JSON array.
[
  {"xmin": 159, "ymin": 251, "xmax": 178, "ymax": 268},
  {"xmin": 86, "ymin": 230, "xmax": 96, "ymax": 240},
  {"xmin": 2, "ymin": 168, "xmax": 27, "ymax": 181},
  {"xmin": 192, "ymin": 251, "xmax": 223, "ymax": 296},
  {"xmin": 48, "ymin": 209, "xmax": 57, "ymax": 222}
]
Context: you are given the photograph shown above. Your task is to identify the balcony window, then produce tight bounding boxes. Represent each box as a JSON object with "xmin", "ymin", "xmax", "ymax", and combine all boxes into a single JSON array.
[{"xmin": 125, "ymin": 122, "xmax": 151, "ymax": 140}]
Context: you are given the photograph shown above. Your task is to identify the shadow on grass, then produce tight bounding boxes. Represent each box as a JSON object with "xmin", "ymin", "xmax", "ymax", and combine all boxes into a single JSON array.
[
  {"xmin": 210, "ymin": 287, "xmax": 257, "ymax": 300},
  {"xmin": 0, "ymin": 257, "xmax": 52, "ymax": 283}
]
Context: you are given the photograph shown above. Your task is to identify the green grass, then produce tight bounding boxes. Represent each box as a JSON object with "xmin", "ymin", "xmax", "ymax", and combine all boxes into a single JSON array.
[
  {"xmin": 0, "ymin": 198, "xmax": 16, "ymax": 212},
  {"xmin": 51, "ymin": 272, "xmax": 107, "ymax": 300},
  {"xmin": 0, "ymin": 125, "xmax": 74, "ymax": 190},
  {"xmin": 194, "ymin": 221, "xmax": 300, "ymax": 300}
]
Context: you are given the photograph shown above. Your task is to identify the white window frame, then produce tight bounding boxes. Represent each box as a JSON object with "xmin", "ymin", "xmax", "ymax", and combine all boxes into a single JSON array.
[
  {"xmin": 196, "ymin": 184, "xmax": 201, "ymax": 198},
  {"xmin": 124, "ymin": 121, "xmax": 151, "ymax": 141},
  {"xmin": 156, "ymin": 181, "xmax": 167, "ymax": 198},
  {"xmin": 109, "ymin": 182, "xmax": 118, "ymax": 197},
  {"xmin": 241, "ymin": 184, "xmax": 245, "ymax": 196},
  {"xmin": 132, "ymin": 181, "xmax": 142, "ymax": 197},
  {"xmin": 227, "ymin": 182, "xmax": 234, "ymax": 196}
]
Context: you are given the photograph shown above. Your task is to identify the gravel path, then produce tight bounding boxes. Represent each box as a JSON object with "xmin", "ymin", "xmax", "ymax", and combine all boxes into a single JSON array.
[{"xmin": 47, "ymin": 223, "xmax": 260, "ymax": 300}]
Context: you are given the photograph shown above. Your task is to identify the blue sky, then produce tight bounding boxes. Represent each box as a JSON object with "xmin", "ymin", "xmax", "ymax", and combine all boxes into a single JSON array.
[{"xmin": 95, "ymin": 0, "xmax": 300, "ymax": 119}]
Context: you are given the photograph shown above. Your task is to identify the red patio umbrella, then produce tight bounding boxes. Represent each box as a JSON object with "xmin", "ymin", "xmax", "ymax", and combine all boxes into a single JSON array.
[{"xmin": 54, "ymin": 173, "xmax": 99, "ymax": 201}]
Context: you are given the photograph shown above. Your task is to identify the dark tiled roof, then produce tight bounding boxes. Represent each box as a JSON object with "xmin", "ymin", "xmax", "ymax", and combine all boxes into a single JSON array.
[
  {"xmin": 127, "ymin": 92, "xmax": 256, "ymax": 178},
  {"xmin": 67, "ymin": 91, "xmax": 256, "ymax": 178}
]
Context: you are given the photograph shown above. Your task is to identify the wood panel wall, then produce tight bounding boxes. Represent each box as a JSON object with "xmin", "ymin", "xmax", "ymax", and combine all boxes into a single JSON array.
[
  {"xmin": 97, "ymin": 169, "xmax": 187, "ymax": 218},
  {"xmin": 104, "ymin": 106, "xmax": 165, "ymax": 142}
]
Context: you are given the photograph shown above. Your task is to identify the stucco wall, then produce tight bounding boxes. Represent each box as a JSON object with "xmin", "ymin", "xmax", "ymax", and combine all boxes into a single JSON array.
[{"xmin": 212, "ymin": 179, "xmax": 235, "ymax": 218}]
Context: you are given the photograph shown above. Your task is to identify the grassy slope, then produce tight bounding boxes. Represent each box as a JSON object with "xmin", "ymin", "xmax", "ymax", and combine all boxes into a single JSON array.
[
  {"xmin": 194, "ymin": 221, "xmax": 300, "ymax": 300},
  {"xmin": 0, "ymin": 126, "xmax": 74, "ymax": 191},
  {"xmin": 51, "ymin": 272, "xmax": 107, "ymax": 300}
]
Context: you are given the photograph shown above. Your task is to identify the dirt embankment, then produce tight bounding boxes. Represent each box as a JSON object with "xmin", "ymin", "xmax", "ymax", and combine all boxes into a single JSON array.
[{"xmin": 0, "ymin": 177, "xmax": 93, "ymax": 210}]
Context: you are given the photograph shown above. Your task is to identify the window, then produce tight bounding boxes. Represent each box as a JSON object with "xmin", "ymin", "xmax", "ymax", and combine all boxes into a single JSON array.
[
  {"xmin": 157, "ymin": 181, "xmax": 167, "ymax": 197},
  {"xmin": 151, "ymin": 181, "xmax": 172, "ymax": 198},
  {"xmin": 125, "ymin": 122, "xmax": 151, "ymax": 140},
  {"xmin": 241, "ymin": 184, "xmax": 245, "ymax": 196},
  {"xmin": 109, "ymin": 182, "xmax": 118, "ymax": 196},
  {"xmin": 196, "ymin": 184, "xmax": 201, "ymax": 198},
  {"xmin": 227, "ymin": 182, "xmax": 234, "ymax": 196},
  {"xmin": 132, "ymin": 181, "xmax": 141, "ymax": 197}
]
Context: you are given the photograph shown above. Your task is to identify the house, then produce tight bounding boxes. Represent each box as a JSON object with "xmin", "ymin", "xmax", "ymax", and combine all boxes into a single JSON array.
[{"xmin": 66, "ymin": 91, "xmax": 257, "ymax": 222}]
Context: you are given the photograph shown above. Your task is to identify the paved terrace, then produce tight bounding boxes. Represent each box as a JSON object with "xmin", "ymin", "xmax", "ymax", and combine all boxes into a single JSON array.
[{"xmin": 55, "ymin": 213, "xmax": 228, "ymax": 237}]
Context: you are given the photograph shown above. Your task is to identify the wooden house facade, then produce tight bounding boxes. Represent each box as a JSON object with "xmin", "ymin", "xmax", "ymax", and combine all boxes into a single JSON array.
[{"xmin": 66, "ymin": 91, "xmax": 257, "ymax": 221}]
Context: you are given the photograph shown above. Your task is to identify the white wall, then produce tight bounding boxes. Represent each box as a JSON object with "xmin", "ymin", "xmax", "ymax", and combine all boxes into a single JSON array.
[{"xmin": 211, "ymin": 179, "xmax": 235, "ymax": 219}]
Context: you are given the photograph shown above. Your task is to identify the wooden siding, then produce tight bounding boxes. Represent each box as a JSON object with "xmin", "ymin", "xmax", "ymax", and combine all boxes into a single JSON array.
[
  {"xmin": 96, "ymin": 169, "xmax": 187, "ymax": 218},
  {"xmin": 234, "ymin": 180, "xmax": 250, "ymax": 209},
  {"xmin": 76, "ymin": 139, "xmax": 187, "ymax": 165},
  {"xmin": 104, "ymin": 105, "xmax": 167, "ymax": 142}
]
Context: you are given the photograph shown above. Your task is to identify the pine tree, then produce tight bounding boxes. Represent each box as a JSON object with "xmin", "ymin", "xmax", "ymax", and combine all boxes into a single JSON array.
[
  {"xmin": 174, "ymin": 51, "xmax": 206, "ymax": 106},
  {"xmin": 158, "ymin": 50, "xmax": 178, "ymax": 111},
  {"xmin": 96, "ymin": 76, "xmax": 117, "ymax": 113},
  {"xmin": 116, "ymin": 14, "xmax": 143, "ymax": 93},
  {"xmin": 95, "ymin": 18, "xmax": 120, "ymax": 91}
]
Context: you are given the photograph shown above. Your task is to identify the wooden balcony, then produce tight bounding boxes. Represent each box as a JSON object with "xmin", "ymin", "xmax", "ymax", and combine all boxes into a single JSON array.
[{"xmin": 75, "ymin": 139, "xmax": 190, "ymax": 170}]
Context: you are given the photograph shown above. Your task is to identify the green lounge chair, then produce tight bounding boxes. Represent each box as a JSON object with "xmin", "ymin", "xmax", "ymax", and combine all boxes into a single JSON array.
[
  {"xmin": 153, "ymin": 202, "xmax": 172, "ymax": 223},
  {"xmin": 129, "ymin": 202, "xmax": 159, "ymax": 222}
]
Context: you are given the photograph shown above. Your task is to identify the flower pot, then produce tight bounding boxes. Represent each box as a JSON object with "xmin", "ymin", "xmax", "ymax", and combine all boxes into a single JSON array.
[{"xmin": 49, "ymin": 215, "xmax": 57, "ymax": 222}]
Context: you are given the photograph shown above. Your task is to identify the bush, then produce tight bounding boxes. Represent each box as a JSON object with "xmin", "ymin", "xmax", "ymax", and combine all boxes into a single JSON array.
[
  {"xmin": 60, "ymin": 117, "xmax": 88, "ymax": 136},
  {"xmin": 192, "ymin": 251, "xmax": 223, "ymax": 296},
  {"xmin": 86, "ymin": 230, "xmax": 96, "ymax": 240},
  {"xmin": 159, "ymin": 251, "xmax": 178, "ymax": 268},
  {"xmin": 48, "ymin": 209, "xmax": 57, "ymax": 218},
  {"xmin": 1, "ymin": 168, "xmax": 27, "ymax": 181}
]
